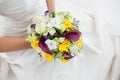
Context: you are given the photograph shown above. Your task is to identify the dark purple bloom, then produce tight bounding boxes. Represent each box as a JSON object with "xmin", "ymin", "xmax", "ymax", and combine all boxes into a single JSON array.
[
  {"xmin": 62, "ymin": 52, "xmax": 69, "ymax": 56},
  {"xmin": 44, "ymin": 10, "xmax": 50, "ymax": 16},
  {"xmin": 53, "ymin": 32, "xmax": 62, "ymax": 37},
  {"xmin": 64, "ymin": 54, "xmax": 74, "ymax": 60},
  {"xmin": 38, "ymin": 36, "xmax": 52, "ymax": 55},
  {"xmin": 63, "ymin": 30, "xmax": 81, "ymax": 42},
  {"xmin": 62, "ymin": 52, "xmax": 74, "ymax": 60},
  {"xmin": 30, "ymin": 24, "xmax": 36, "ymax": 29},
  {"xmin": 73, "ymin": 18, "xmax": 79, "ymax": 27}
]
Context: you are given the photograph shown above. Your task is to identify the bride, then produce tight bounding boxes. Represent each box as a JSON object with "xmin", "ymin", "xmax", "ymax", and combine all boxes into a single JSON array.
[{"xmin": 0, "ymin": 0, "xmax": 116, "ymax": 80}]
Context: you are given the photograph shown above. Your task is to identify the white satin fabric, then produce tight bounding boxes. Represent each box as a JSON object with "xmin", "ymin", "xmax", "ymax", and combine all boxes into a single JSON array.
[{"xmin": 0, "ymin": 0, "xmax": 119, "ymax": 80}]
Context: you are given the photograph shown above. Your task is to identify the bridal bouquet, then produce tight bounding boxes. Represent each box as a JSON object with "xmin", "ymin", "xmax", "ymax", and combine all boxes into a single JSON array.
[{"xmin": 26, "ymin": 11, "xmax": 83, "ymax": 63}]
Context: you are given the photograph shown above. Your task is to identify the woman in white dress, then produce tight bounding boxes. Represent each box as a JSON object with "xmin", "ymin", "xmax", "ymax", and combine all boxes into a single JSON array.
[{"xmin": 0, "ymin": 0, "xmax": 118, "ymax": 80}]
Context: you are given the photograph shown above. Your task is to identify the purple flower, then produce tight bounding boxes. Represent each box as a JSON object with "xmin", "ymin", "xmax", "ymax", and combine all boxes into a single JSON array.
[
  {"xmin": 53, "ymin": 32, "xmax": 62, "ymax": 38},
  {"xmin": 64, "ymin": 54, "xmax": 74, "ymax": 60},
  {"xmin": 73, "ymin": 18, "xmax": 79, "ymax": 27},
  {"xmin": 44, "ymin": 10, "xmax": 50, "ymax": 16},
  {"xmin": 30, "ymin": 24, "xmax": 36, "ymax": 29},
  {"xmin": 62, "ymin": 52, "xmax": 74, "ymax": 60},
  {"xmin": 44, "ymin": 10, "xmax": 56, "ymax": 18},
  {"xmin": 63, "ymin": 30, "xmax": 81, "ymax": 42},
  {"xmin": 38, "ymin": 36, "xmax": 52, "ymax": 55}
]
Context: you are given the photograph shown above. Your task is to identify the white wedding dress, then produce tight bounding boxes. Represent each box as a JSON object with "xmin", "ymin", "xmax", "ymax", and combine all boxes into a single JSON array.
[{"xmin": 0, "ymin": 0, "xmax": 117, "ymax": 80}]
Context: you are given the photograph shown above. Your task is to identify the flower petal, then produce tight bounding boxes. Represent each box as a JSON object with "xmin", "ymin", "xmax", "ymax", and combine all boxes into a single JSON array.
[
  {"xmin": 38, "ymin": 37, "xmax": 52, "ymax": 55},
  {"xmin": 30, "ymin": 24, "xmax": 36, "ymax": 29},
  {"xmin": 63, "ymin": 30, "xmax": 81, "ymax": 41},
  {"xmin": 62, "ymin": 52, "xmax": 74, "ymax": 60},
  {"xmin": 64, "ymin": 54, "xmax": 73, "ymax": 60},
  {"xmin": 44, "ymin": 10, "xmax": 50, "ymax": 16}
]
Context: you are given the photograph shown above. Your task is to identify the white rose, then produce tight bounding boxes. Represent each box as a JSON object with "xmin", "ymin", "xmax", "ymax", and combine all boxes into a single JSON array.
[
  {"xmin": 49, "ymin": 18, "xmax": 61, "ymax": 28},
  {"xmin": 52, "ymin": 17, "xmax": 66, "ymax": 32},
  {"xmin": 47, "ymin": 22, "xmax": 53, "ymax": 28},
  {"xmin": 35, "ymin": 23, "xmax": 47, "ymax": 34},
  {"xmin": 33, "ymin": 16, "xmax": 42, "ymax": 24}
]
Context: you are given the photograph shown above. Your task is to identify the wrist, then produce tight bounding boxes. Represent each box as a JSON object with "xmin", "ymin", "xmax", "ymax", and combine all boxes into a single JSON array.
[{"xmin": 23, "ymin": 38, "xmax": 32, "ymax": 49}]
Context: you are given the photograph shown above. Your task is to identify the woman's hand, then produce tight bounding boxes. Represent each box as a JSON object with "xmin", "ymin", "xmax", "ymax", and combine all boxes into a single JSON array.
[
  {"xmin": 46, "ymin": 0, "xmax": 55, "ymax": 12},
  {"xmin": 0, "ymin": 37, "xmax": 31, "ymax": 52}
]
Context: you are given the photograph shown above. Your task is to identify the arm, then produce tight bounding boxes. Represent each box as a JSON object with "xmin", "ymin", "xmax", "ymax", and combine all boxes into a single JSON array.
[
  {"xmin": 46, "ymin": 0, "xmax": 55, "ymax": 11},
  {"xmin": 0, "ymin": 37, "xmax": 31, "ymax": 52},
  {"xmin": 0, "ymin": 0, "xmax": 55, "ymax": 53}
]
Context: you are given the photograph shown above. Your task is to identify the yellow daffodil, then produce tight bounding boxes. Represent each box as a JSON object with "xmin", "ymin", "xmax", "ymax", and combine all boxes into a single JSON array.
[
  {"xmin": 59, "ymin": 40, "xmax": 71, "ymax": 52},
  {"xmin": 61, "ymin": 58, "xmax": 69, "ymax": 63},
  {"xmin": 77, "ymin": 38, "xmax": 83, "ymax": 47},
  {"xmin": 31, "ymin": 39, "xmax": 39, "ymax": 49},
  {"xmin": 44, "ymin": 53, "xmax": 53, "ymax": 61},
  {"xmin": 64, "ymin": 19, "xmax": 72, "ymax": 29},
  {"xmin": 59, "ymin": 45, "xmax": 69, "ymax": 52},
  {"xmin": 62, "ymin": 40, "xmax": 71, "ymax": 47}
]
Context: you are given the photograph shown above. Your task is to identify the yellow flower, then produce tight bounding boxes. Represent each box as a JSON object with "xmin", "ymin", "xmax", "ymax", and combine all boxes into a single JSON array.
[
  {"xmin": 61, "ymin": 58, "xmax": 69, "ymax": 63},
  {"xmin": 62, "ymin": 40, "xmax": 71, "ymax": 47},
  {"xmin": 59, "ymin": 45, "xmax": 69, "ymax": 53},
  {"xmin": 77, "ymin": 38, "xmax": 83, "ymax": 47},
  {"xmin": 64, "ymin": 19, "xmax": 72, "ymax": 29},
  {"xmin": 31, "ymin": 39, "xmax": 39, "ymax": 49},
  {"xmin": 59, "ymin": 40, "xmax": 71, "ymax": 52},
  {"xmin": 44, "ymin": 53, "xmax": 53, "ymax": 61}
]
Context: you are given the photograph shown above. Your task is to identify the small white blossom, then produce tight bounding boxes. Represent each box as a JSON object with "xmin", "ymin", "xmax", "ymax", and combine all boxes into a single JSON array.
[
  {"xmin": 49, "ymin": 18, "xmax": 61, "ymax": 28},
  {"xmin": 35, "ymin": 23, "xmax": 47, "ymax": 34},
  {"xmin": 69, "ymin": 44, "xmax": 80, "ymax": 54},
  {"xmin": 48, "ymin": 28, "xmax": 56, "ymax": 36},
  {"xmin": 45, "ymin": 39, "xmax": 58, "ymax": 50},
  {"xmin": 58, "ymin": 37, "xmax": 65, "ymax": 43}
]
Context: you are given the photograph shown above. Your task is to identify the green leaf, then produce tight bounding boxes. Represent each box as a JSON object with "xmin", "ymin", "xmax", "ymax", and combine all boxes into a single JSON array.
[
  {"xmin": 35, "ymin": 33, "xmax": 40, "ymax": 37},
  {"xmin": 49, "ymin": 12, "xmax": 56, "ymax": 18},
  {"xmin": 54, "ymin": 27, "xmax": 63, "ymax": 34}
]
